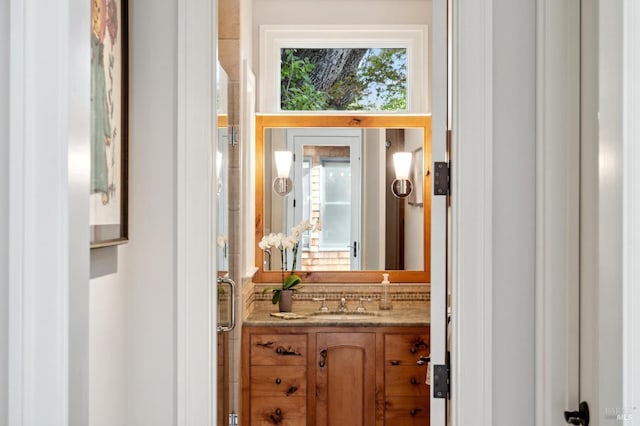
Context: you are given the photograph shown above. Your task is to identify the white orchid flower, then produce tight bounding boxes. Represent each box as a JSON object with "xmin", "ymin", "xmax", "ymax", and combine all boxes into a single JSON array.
[
  {"xmin": 281, "ymin": 236, "xmax": 297, "ymax": 250},
  {"xmin": 291, "ymin": 225, "xmax": 302, "ymax": 239}
]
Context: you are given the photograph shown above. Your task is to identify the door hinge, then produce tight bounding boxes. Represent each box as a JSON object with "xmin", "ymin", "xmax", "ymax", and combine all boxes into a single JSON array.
[
  {"xmin": 433, "ymin": 162, "xmax": 450, "ymax": 196},
  {"xmin": 433, "ymin": 364, "xmax": 450, "ymax": 399},
  {"xmin": 228, "ymin": 412, "xmax": 239, "ymax": 426}
]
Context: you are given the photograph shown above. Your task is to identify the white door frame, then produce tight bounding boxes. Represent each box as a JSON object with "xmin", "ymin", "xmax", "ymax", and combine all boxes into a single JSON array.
[
  {"xmin": 176, "ymin": 0, "xmax": 218, "ymax": 425},
  {"xmin": 535, "ymin": 0, "xmax": 581, "ymax": 424}
]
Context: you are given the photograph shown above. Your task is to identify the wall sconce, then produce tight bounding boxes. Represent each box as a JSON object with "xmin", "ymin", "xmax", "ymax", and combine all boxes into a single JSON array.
[
  {"xmin": 391, "ymin": 151, "xmax": 413, "ymax": 198},
  {"xmin": 273, "ymin": 150, "xmax": 293, "ymax": 196}
]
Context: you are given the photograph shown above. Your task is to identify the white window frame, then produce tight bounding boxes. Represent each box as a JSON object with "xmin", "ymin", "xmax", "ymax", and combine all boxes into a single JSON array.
[{"xmin": 259, "ymin": 25, "xmax": 428, "ymax": 113}]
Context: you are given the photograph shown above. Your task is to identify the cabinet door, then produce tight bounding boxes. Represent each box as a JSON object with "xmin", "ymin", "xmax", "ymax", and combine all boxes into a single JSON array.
[{"xmin": 315, "ymin": 333, "xmax": 376, "ymax": 426}]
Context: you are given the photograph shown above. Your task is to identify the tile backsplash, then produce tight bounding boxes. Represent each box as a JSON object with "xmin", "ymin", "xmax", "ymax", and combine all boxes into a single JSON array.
[{"xmin": 247, "ymin": 282, "xmax": 430, "ymax": 314}]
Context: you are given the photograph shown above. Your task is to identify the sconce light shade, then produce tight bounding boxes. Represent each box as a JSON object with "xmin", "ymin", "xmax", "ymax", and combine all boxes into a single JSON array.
[
  {"xmin": 274, "ymin": 151, "xmax": 293, "ymax": 179},
  {"xmin": 393, "ymin": 152, "xmax": 412, "ymax": 180},
  {"xmin": 273, "ymin": 151, "xmax": 293, "ymax": 196},
  {"xmin": 391, "ymin": 151, "xmax": 413, "ymax": 198}
]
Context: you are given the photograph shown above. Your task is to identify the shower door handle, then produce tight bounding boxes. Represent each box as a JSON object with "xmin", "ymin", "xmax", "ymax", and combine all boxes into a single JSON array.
[{"xmin": 217, "ymin": 276, "xmax": 236, "ymax": 332}]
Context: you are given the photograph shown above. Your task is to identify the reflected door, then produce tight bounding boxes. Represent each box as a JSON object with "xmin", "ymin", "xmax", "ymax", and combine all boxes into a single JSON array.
[{"xmin": 288, "ymin": 129, "xmax": 362, "ymax": 270}]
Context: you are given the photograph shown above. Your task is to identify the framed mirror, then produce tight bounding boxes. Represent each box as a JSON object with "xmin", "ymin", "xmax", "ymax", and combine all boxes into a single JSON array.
[{"xmin": 255, "ymin": 114, "xmax": 431, "ymax": 283}]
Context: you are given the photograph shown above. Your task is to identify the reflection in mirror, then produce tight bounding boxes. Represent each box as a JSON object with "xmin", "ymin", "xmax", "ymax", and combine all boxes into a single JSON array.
[
  {"xmin": 262, "ymin": 123, "xmax": 426, "ymax": 275},
  {"xmin": 216, "ymin": 63, "xmax": 229, "ymax": 273}
]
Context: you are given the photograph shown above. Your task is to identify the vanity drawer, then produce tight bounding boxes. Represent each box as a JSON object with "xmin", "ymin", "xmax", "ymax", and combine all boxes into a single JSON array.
[
  {"xmin": 250, "ymin": 396, "xmax": 307, "ymax": 426},
  {"xmin": 385, "ymin": 366, "xmax": 429, "ymax": 397},
  {"xmin": 384, "ymin": 396, "xmax": 430, "ymax": 425},
  {"xmin": 251, "ymin": 366, "xmax": 307, "ymax": 397},
  {"xmin": 250, "ymin": 334, "xmax": 307, "ymax": 366},
  {"xmin": 385, "ymin": 333, "xmax": 430, "ymax": 365}
]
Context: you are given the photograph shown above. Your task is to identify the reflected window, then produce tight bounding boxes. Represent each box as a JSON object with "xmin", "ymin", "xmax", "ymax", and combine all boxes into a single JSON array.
[{"xmin": 319, "ymin": 158, "xmax": 351, "ymax": 250}]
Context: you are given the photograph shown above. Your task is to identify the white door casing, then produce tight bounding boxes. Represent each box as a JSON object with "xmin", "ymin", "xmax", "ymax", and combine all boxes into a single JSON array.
[
  {"xmin": 622, "ymin": 0, "xmax": 640, "ymax": 419},
  {"xmin": 8, "ymin": 0, "xmax": 91, "ymax": 425},
  {"xmin": 176, "ymin": 0, "xmax": 218, "ymax": 425}
]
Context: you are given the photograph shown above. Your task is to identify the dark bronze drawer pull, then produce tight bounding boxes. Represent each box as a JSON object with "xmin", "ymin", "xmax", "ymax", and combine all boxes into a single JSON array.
[
  {"xmin": 319, "ymin": 348, "xmax": 328, "ymax": 368},
  {"xmin": 410, "ymin": 339, "xmax": 429, "ymax": 354},
  {"xmin": 269, "ymin": 408, "xmax": 283, "ymax": 424},
  {"xmin": 410, "ymin": 408, "xmax": 421, "ymax": 416},
  {"xmin": 390, "ymin": 360, "xmax": 401, "ymax": 366},
  {"xmin": 286, "ymin": 386, "xmax": 298, "ymax": 396},
  {"xmin": 410, "ymin": 377, "xmax": 418, "ymax": 385},
  {"xmin": 275, "ymin": 378, "xmax": 281, "ymax": 385},
  {"xmin": 275, "ymin": 346, "xmax": 302, "ymax": 356}
]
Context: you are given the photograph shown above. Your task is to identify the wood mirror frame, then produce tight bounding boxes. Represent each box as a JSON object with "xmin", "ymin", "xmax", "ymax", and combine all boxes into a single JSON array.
[{"xmin": 255, "ymin": 114, "xmax": 431, "ymax": 283}]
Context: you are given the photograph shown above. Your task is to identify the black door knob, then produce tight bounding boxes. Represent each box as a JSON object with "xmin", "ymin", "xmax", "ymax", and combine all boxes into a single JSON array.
[{"xmin": 564, "ymin": 401, "xmax": 590, "ymax": 426}]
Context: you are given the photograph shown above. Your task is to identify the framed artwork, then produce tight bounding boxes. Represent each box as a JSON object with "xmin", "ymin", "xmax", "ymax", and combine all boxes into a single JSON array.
[
  {"xmin": 90, "ymin": 0, "xmax": 129, "ymax": 248},
  {"xmin": 408, "ymin": 147, "xmax": 424, "ymax": 207}
]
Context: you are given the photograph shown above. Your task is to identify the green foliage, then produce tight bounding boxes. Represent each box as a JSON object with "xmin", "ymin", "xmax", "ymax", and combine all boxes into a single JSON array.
[
  {"xmin": 263, "ymin": 273, "xmax": 303, "ymax": 304},
  {"xmin": 280, "ymin": 48, "xmax": 407, "ymax": 111},
  {"xmin": 356, "ymin": 48, "xmax": 407, "ymax": 111},
  {"xmin": 280, "ymin": 48, "xmax": 327, "ymax": 110}
]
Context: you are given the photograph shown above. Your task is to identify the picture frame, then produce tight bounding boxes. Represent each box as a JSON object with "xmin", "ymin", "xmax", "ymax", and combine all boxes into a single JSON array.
[
  {"xmin": 408, "ymin": 147, "xmax": 424, "ymax": 207},
  {"xmin": 90, "ymin": 0, "xmax": 129, "ymax": 248}
]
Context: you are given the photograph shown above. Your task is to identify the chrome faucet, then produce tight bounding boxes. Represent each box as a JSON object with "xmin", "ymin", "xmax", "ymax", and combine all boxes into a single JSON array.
[{"xmin": 336, "ymin": 297, "xmax": 348, "ymax": 313}]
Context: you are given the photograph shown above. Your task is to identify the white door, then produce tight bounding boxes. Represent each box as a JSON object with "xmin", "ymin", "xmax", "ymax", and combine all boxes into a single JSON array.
[{"xmin": 430, "ymin": 0, "xmax": 447, "ymax": 424}]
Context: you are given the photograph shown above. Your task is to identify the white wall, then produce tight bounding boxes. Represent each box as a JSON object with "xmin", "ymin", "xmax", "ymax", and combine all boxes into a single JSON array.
[
  {"xmin": 0, "ymin": 0, "xmax": 9, "ymax": 422},
  {"xmin": 491, "ymin": 0, "xmax": 536, "ymax": 424},
  {"xmin": 89, "ymin": 0, "xmax": 179, "ymax": 425},
  {"xmin": 361, "ymin": 129, "xmax": 385, "ymax": 269},
  {"xmin": 404, "ymin": 128, "xmax": 424, "ymax": 270},
  {"xmin": 89, "ymin": 248, "xmax": 128, "ymax": 426}
]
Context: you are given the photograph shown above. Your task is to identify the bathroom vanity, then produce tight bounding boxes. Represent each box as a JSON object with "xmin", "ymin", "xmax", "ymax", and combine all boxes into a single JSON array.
[{"xmin": 241, "ymin": 311, "xmax": 430, "ymax": 426}]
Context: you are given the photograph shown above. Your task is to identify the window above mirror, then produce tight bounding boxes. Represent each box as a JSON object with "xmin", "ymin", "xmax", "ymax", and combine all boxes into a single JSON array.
[
  {"xmin": 280, "ymin": 47, "xmax": 408, "ymax": 112},
  {"xmin": 259, "ymin": 25, "xmax": 429, "ymax": 113}
]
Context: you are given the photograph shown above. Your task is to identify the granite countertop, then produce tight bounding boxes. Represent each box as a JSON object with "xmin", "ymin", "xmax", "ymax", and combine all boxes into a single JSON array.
[{"xmin": 243, "ymin": 306, "xmax": 430, "ymax": 327}]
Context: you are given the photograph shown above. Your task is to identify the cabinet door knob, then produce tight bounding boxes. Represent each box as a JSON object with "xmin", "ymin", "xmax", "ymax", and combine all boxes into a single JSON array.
[
  {"xmin": 275, "ymin": 408, "xmax": 282, "ymax": 416},
  {"xmin": 390, "ymin": 360, "xmax": 401, "ymax": 366},
  {"xmin": 410, "ymin": 408, "xmax": 421, "ymax": 416},
  {"xmin": 275, "ymin": 378, "xmax": 281, "ymax": 384},
  {"xmin": 410, "ymin": 377, "xmax": 418, "ymax": 385}
]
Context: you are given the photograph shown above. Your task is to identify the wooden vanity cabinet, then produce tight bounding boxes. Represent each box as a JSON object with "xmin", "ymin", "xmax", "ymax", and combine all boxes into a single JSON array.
[
  {"xmin": 247, "ymin": 333, "xmax": 308, "ymax": 425},
  {"xmin": 316, "ymin": 332, "xmax": 376, "ymax": 426},
  {"xmin": 383, "ymin": 333, "xmax": 431, "ymax": 425},
  {"xmin": 242, "ymin": 326, "xmax": 430, "ymax": 426}
]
